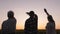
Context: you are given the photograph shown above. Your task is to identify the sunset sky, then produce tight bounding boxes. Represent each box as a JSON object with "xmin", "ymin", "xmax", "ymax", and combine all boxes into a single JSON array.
[{"xmin": 0, "ymin": 0, "xmax": 60, "ymax": 30}]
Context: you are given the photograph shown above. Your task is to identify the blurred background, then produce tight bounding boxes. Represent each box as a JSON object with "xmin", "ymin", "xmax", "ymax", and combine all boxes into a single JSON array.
[{"xmin": 0, "ymin": 0, "xmax": 60, "ymax": 34}]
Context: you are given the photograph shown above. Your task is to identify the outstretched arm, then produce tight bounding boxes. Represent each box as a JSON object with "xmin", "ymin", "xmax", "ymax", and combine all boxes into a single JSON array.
[{"xmin": 44, "ymin": 8, "xmax": 49, "ymax": 16}]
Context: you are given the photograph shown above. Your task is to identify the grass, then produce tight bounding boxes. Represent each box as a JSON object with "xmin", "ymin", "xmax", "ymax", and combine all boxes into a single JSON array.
[{"xmin": 0, "ymin": 29, "xmax": 60, "ymax": 34}]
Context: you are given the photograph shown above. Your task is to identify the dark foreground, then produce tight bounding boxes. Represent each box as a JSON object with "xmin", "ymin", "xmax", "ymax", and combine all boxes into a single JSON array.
[{"xmin": 0, "ymin": 29, "xmax": 60, "ymax": 34}]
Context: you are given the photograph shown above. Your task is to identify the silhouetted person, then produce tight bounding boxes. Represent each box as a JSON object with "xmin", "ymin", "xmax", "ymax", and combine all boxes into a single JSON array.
[
  {"xmin": 1, "ymin": 10, "xmax": 17, "ymax": 34},
  {"xmin": 24, "ymin": 11, "xmax": 38, "ymax": 34},
  {"xmin": 44, "ymin": 8, "xmax": 56, "ymax": 34}
]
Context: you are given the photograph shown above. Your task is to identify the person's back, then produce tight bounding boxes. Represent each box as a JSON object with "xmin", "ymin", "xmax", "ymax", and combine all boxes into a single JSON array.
[
  {"xmin": 46, "ymin": 22, "xmax": 56, "ymax": 34},
  {"xmin": 1, "ymin": 11, "xmax": 17, "ymax": 34},
  {"xmin": 2, "ymin": 18, "xmax": 16, "ymax": 34},
  {"xmin": 25, "ymin": 16, "xmax": 37, "ymax": 31},
  {"xmin": 24, "ymin": 11, "xmax": 38, "ymax": 34},
  {"xmin": 44, "ymin": 8, "xmax": 56, "ymax": 34}
]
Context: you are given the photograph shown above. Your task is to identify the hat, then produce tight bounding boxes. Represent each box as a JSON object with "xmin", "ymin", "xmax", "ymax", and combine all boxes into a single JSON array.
[{"xmin": 26, "ymin": 11, "xmax": 34, "ymax": 15}]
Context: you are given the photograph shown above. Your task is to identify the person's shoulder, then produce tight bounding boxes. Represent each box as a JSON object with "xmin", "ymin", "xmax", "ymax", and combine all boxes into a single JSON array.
[
  {"xmin": 47, "ymin": 22, "xmax": 49, "ymax": 24},
  {"xmin": 14, "ymin": 18, "xmax": 16, "ymax": 20},
  {"xmin": 13, "ymin": 18, "xmax": 17, "ymax": 23},
  {"xmin": 34, "ymin": 14, "xmax": 38, "ymax": 19},
  {"xmin": 25, "ymin": 18, "xmax": 30, "ymax": 23},
  {"xmin": 48, "ymin": 22, "xmax": 54, "ymax": 26},
  {"xmin": 3, "ymin": 20, "xmax": 8, "ymax": 23},
  {"xmin": 47, "ymin": 22, "xmax": 50, "ymax": 25},
  {"xmin": 26, "ymin": 18, "xmax": 29, "ymax": 21},
  {"xmin": 2, "ymin": 20, "xmax": 8, "ymax": 25},
  {"xmin": 12, "ymin": 17, "xmax": 17, "ymax": 21},
  {"xmin": 35, "ymin": 14, "xmax": 38, "ymax": 17},
  {"xmin": 13, "ymin": 17, "xmax": 16, "ymax": 20}
]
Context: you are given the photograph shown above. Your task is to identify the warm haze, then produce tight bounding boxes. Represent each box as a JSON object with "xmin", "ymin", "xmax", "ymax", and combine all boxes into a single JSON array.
[{"xmin": 0, "ymin": 0, "xmax": 60, "ymax": 30}]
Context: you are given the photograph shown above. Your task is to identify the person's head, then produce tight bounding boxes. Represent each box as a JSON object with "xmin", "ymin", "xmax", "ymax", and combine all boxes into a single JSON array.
[
  {"xmin": 26, "ymin": 11, "xmax": 35, "ymax": 17},
  {"xmin": 47, "ymin": 15, "xmax": 54, "ymax": 22},
  {"xmin": 7, "ymin": 10, "xmax": 14, "ymax": 18}
]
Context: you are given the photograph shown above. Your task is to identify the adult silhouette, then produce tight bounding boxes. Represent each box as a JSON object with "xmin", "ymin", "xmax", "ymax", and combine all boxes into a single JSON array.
[
  {"xmin": 24, "ymin": 11, "xmax": 38, "ymax": 34},
  {"xmin": 44, "ymin": 8, "xmax": 56, "ymax": 34},
  {"xmin": 1, "ymin": 10, "xmax": 17, "ymax": 34}
]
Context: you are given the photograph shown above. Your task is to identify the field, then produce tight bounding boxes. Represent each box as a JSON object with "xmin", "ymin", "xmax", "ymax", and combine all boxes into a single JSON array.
[{"xmin": 0, "ymin": 29, "xmax": 60, "ymax": 34}]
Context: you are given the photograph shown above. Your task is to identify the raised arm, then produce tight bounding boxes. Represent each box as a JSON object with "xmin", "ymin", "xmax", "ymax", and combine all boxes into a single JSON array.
[{"xmin": 44, "ymin": 8, "xmax": 49, "ymax": 16}]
